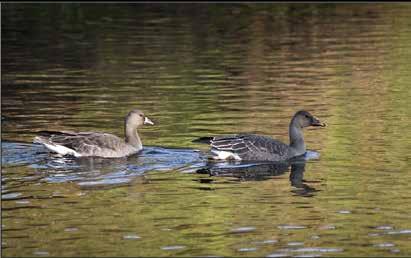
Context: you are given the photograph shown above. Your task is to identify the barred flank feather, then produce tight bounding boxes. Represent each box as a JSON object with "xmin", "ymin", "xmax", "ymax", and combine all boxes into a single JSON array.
[{"xmin": 194, "ymin": 133, "xmax": 291, "ymax": 161}]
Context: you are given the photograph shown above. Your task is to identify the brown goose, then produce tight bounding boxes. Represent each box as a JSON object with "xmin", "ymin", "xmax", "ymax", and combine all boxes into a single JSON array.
[
  {"xmin": 193, "ymin": 110, "xmax": 326, "ymax": 162},
  {"xmin": 33, "ymin": 109, "xmax": 154, "ymax": 158}
]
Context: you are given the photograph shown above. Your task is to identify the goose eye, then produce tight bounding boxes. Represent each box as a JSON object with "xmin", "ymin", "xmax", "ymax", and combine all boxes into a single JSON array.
[{"xmin": 139, "ymin": 114, "xmax": 144, "ymax": 117}]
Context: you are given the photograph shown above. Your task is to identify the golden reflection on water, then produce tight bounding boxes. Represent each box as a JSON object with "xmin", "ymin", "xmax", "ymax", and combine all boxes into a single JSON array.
[{"xmin": 2, "ymin": 3, "xmax": 411, "ymax": 257}]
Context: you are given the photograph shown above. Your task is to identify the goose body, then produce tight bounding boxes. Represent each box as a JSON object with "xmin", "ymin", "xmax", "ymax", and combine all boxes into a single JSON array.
[
  {"xmin": 193, "ymin": 110, "xmax": 326, "ymax": 162},
  {"xmin": 34, "ymin": 109, "xmax": 154, "ymax": 158}
]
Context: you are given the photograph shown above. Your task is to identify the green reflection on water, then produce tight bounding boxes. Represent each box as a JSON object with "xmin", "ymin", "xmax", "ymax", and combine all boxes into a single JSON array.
[{"xmin": 2, "ymin": 3, "xmax": 411, "ymax": 257}]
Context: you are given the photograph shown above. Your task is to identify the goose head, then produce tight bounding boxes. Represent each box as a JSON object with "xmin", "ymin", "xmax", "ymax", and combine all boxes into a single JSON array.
[
  {"xmin": 125, "ymin": 109, "xmax": 154, "ymax": 129},
  {"xmin": 292, "ymin": 110, "xmax": 326, "ymax": 129}
]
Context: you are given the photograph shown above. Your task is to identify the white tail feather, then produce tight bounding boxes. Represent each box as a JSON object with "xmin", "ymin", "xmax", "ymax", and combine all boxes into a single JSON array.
[
  {"xmin": 42, "ymin": 142, "xmax": 81, "ymax": 157},
  {"xmin": 211, "ymin": 150, "xmax": 242, "ymax": 161}
]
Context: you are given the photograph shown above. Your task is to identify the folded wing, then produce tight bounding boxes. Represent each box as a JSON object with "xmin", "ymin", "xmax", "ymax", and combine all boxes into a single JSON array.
[
  {"xmin": 208, "ymin": 134, "xmax": 290, "ymax": 161},
  {"xmin": 34, "ymin": 131, "xmax": 124, "ymax": 157}
]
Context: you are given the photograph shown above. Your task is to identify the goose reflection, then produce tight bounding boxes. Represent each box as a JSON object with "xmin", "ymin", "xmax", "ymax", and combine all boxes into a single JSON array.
[
  {"xmin": 27, "ymin": 145, "xmax": 202, "ymax": 188},
  {"xmin": 196, "ymin": 156, "xmax": 319, "ymax": 197}
]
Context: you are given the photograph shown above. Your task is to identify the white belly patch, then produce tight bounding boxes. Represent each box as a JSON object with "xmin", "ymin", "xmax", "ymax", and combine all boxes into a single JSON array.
[
  {"xmin": 43, "ymin": 143, "xmax": 82, "ymax": 157},
  {"xmin": 211, "ymin": 150, "xmax": 242, "ymax": 161}
]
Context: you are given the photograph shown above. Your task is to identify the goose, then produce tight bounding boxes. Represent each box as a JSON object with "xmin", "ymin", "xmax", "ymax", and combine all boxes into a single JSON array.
[
  {"xmin": 193, "ymin": 110, "xmax": 326, "ymax": 162},
  {"xmin": 33, "ymin": 109, "xmax": 154, "ymax": 158}
]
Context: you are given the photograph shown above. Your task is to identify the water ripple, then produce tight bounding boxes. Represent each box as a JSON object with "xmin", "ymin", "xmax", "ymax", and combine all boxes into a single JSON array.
[
  {"xmin": 2, "ymin": 141, "xmax": 203, "ymax": 189},
  {"xmin": 161, "ymin": 245, "xmax": 186, "ymax": 250},
  {"xmin": 278, "ymin": 225, "xmax": 306, "ymax": 230},
  {"xmin": 122, "ymin": 234, "xmax": 141, "ymax": 240},
  {"xmin": 230, "ymin": 227, "xmax": 256, "ymax": 234},
  {"xmin": 387, "ymin": 229, "xmax": 411, "ymax": 235}
]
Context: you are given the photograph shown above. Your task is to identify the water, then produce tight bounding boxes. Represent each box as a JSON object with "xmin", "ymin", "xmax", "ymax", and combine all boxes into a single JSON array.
[{"xmin": 2, "ymin": 3, "xmax": 411, "ymax": 257}]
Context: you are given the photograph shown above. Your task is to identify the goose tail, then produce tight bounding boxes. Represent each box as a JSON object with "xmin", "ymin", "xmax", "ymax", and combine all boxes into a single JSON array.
[
  {"xmin": 192, "ymin": 137, "xmax": 213, "ymax": 144},
  {"xmin": 33, "ymin": 134, "xmax": 80, "ymax": 157},
  {"xmin": 33, "ymin": 135, "xmax": 48, "ymax": 145}
]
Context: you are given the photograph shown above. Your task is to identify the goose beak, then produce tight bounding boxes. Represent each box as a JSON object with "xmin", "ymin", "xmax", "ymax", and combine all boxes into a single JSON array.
[
  {"xmin": 144, "ymin": 117, "xmax": 155, "ymax": 125},
  {"xmin": 311, "ymin": 116, "xmax": 327, "ymax": 127}
]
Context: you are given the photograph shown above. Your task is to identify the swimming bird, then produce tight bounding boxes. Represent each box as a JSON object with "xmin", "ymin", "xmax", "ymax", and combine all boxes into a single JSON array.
[
  {"xmin": 192, "ymin": 110, "xmax": 326, "ymax": 162},
  {"xmin": 34, "ymin": 109, "xmax": 154, "ymax": 158}
]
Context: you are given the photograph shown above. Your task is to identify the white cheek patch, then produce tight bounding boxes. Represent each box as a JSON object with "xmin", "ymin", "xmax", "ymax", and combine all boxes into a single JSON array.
[
  {"xmin": 43, "ymin": 143, "xmax": 82, "ymax": 157},
  {"xmin": 211, "ymin": 150, "xmax": 242, "ymax": 161}
]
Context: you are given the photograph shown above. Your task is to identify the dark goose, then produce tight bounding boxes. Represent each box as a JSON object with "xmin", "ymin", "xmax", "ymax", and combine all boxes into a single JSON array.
[{"xmin": 193, "ymin": 110, "xmax": 326, "ymax": 162}]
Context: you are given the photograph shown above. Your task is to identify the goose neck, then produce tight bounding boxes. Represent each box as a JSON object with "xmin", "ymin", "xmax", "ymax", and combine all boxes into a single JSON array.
[
  {"xmin": 289, "ymin": 120, "xmax": 306, "ymax": 156},
  {"xmin": 125, "ymin": 124, "xmax": 142, "ymax": 149}
]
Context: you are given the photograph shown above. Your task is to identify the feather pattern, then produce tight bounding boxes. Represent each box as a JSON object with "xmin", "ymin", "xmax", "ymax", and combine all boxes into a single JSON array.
[
  {"xmin": 34, "ymin": 131, "xmax": 139, "ymax": 158},
  {"xmin": 33, "ymin": 109, "xmax": 154, "ymax": 158},
  {"xmin": 208, "ymin": 134, "xmax": 291, "ymax": 161},
  {"xmin": 193, "ymin": 110, "xmax": 326, "ymax": 161}
]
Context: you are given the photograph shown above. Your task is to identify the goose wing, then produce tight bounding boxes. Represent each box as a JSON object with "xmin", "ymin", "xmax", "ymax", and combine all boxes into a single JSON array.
[
  {"xmin": 35, "ymin": 131, "xmax": 124, "ymax": 156},
  {"xmin": 209, "ymin": 134, "xmax": 290, "ymax": 161}
]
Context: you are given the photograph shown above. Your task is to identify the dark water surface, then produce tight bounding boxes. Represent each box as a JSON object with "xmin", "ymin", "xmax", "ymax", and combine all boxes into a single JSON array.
[{"xmin": 2, "ymin": 3, "xmax": 411, "ymax": 257}]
